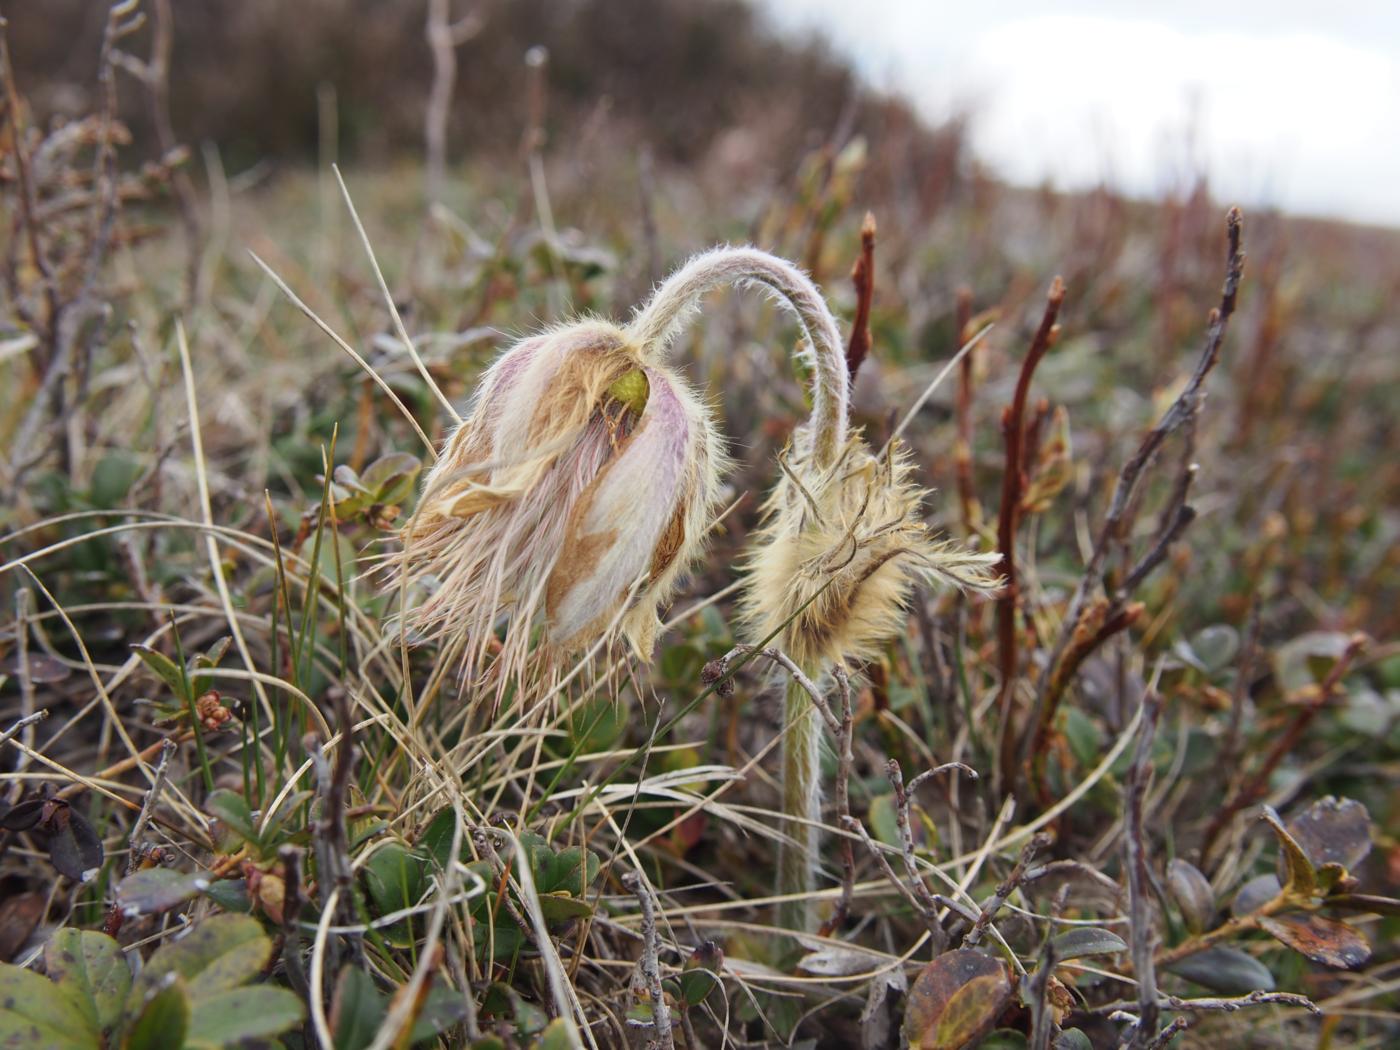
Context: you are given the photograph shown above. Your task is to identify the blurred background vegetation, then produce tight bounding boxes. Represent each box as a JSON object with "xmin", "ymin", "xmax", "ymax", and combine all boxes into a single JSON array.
[{"xmin": 2, "ymin": 1, "xmax": 1398, "ymax": 1048}]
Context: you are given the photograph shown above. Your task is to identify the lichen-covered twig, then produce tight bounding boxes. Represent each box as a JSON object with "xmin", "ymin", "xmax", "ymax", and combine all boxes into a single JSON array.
[
  {"xmin": 623, "ymin": 871, "xmax": 675, "ymax": 1050},
  {"xmin": 1124, "ymin": 693, "xmax": 1163, "ymax": 1049},
  {"xmin": 964, "ymin": 830, "xmax": 1051, "ymax": 949}
]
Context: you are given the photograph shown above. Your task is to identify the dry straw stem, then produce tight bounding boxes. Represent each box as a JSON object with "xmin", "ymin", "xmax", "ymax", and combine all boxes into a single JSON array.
[
  {"xmin": 332, "ymin": 164, "xmax": 462, "ymax": 424},
  {"xmin": 1017, "ymin": 207, "xmax": 1246, "ymax": 785},
  {"xmin": 249, "ymin": 251, "xmax": 438, "ymax": 456},
  {"xmin": 952, "ymin": 285, "xmax": 978, "ymax": 532}
]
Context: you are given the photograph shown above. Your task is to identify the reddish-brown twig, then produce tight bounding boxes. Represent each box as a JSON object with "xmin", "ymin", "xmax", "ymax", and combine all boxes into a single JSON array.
[
  {"xmin": 846, "ymin": 211, "xmax": 877, "ymax": 379},
  {"xmin": 1200, "ymin": 632, "xmax": 1368, "ymax": 865},
  {"xmin": 994, "ymin": 277, "xmax": 1066, "ymax": 785}
]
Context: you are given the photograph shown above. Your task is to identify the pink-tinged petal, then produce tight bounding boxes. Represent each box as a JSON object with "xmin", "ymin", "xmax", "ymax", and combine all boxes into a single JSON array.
[
  {"xmin": 397, "ymin": 320, "xmax": 645, "ymax": 689},
  {"xmin": 546, "ymin": 368, "xmax": 693, "ymax": 646},
  {"xmin": 418, "ymin": 323, "xmax": 631, "ymax": 521},
  {"xmin": 489, "ymin": 323, "xmax": 627, "ymax": 471}
]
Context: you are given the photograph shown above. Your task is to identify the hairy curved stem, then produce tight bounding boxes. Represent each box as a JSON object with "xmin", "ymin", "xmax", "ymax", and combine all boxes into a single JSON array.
[
  {"xmin": 628, "ymin": 246, "xmax": 849, "ymax": 468},
  {"xmin": 629, "ymin": 247, "xmax": 850, "ymax": 930},
  {"xmin": 777, "ymin": 675, "xmax": 823, "ymax": 931}
]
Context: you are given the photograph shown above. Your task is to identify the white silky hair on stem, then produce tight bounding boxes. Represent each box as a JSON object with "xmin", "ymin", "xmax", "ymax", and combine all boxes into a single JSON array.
[{"xmin": 627, "ymin": 245, "xmax": 850, "ymax": 469}]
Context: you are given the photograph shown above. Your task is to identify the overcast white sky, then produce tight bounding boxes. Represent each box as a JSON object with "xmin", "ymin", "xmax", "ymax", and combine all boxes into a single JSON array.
[{"xmin": 761, "ymin": 1, "xmax": 1400, "ymax": 227}]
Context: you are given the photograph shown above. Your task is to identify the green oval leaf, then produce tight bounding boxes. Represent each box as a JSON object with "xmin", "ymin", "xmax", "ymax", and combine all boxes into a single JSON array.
[
  {"xmin": 139, "ymin": 914, "xmax": 271, "ymax": 1000},
  {"xmin": 331, "ymin": 966, "xmax": 386, "ymax": 1050},
  {"xmin": 44, "ymin": 928, "xmax": 131, "ymax": 1033},
  {"xmin": 1166, "ymin": 946, "xmax": 1274, "ymax": 994},
  {"xmin": 1049, "ymin": 926, "xmax": 1128, "ymax": 961},
  {"xmin": 0, "ymin": 962, "xmax": 100, "ymax": 1050},
  {"xmin": 363, "ymin": 842, "xmax": 427, "ymax": 917},
  {"xmin": 185, "ymin": 985, "xmax": 305, "ymax": 1049},
  {"xmin": 123, "ymin": 976, "xmax": 189, "ymax": 1050}
]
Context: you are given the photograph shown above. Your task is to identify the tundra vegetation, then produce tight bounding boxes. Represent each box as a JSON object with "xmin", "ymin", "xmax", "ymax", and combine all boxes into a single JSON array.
[{"xmin": 1, "ymin": 2, "xmax": 1397, "ymax": 1048}]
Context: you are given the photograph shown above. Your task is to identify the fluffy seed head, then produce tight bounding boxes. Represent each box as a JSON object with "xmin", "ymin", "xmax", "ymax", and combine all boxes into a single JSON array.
[{"xmin": 741, "ymin": 429, "xmax": 1003, "ymax": 670}]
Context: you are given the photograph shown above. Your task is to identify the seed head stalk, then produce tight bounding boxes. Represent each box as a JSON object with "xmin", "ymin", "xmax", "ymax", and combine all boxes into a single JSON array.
[{"xmin": 628, "ymin": 247, "xmax": 852, "ymax": 929}]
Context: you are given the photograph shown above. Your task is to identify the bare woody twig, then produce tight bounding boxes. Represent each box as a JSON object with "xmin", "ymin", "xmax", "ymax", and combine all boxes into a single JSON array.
[
  {"xmin": 425, "ymin": 0, "xmax": 484, "ymax": 207},
  {"xmin": 963, "ymin": 830, "xmax": 1051, "ymax": 949},
  {"xmin": 848, "ymin": 760, "xmax": 976, "ymax": 947},
  {"xmin": 1200, "ymin": 632, "xmax": 1367, "ymax": 864},
  {"xmin": 886, "ymin": 758, "xmax": 948, "ymax": 952},
  {"xmin": 1019, "ymin": 209, "xmax": 1246, "ymax": 782},
  {"xmin": 0, "ymin": 711, "xmax": 49, "ymax": 751},
  {"xmin": 4, "ymin": 3, "xmax": 145, "ymax": 492},
  {"xmin": 846, "ymin": 212, "xmax": 876, "ymax": 379},
  {"xmin": 279, "ymin": 844, "xmax": 311, "ymax": 998},
  {"xmin": 114, "ymin": 0, "xmax": 201, "ymax": 305},
  {"xmin": 843, "ymin": 815, "xmax": 941, "ymax": 940},
  {"xmin": 124, "ymin": 737, "xmax": 177, "ymax": 876},
  {"xmin": 0, "ymin": 18, "xmax": 58, "ymax": 337},
  {"xmin": 1124, "ymin": 693, "xmax": 1164, "ymax": 1049},
  {"xmin": 995, "ymin": 277, "xmax": 1066, "ymax": 784},
  {"xmin": 306, "ymin": 688, "xmax": 361, "ymax": 968},
  {"xmin": 1102, "ymin": 990, "xmax": 1319, "ymax": 1017},
  {"xmin": 623, "ymin": 872, "xmax": 675, "ymax": 1050},
  {"xmin": 1026, "ymin": 936, "xmax": 1059, "ymax": 1050},
  {"xmin": 1141, "ymin": 1017, "xmax": 1189, "ymax": 1049}
]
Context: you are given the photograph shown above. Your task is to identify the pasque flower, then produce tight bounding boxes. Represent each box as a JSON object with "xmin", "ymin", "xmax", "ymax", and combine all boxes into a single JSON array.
[
  {"xmin": 397, "ymin": 245, "xmax": 998, "ymax": 930},
  {"xmin": 398, "ymin": 247, "xmax": 852, "ymax": 691},
  {"xmin": 400, "ymin": 320, "xmax": 723, "ymax": 686}
]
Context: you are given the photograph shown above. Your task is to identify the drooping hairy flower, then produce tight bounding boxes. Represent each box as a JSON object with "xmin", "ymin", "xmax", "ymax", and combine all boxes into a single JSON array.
[
  {"xmin": 741, "ymin": 434, "xmax": 1004, "ymax": 670},
  {"xmin": 395, "ymin": 244, "xmax": 997, "ymax": 929},
  {"xmin": 396, "ymin": 247, "xmax": 846, "ymax": 689},
  {"xmin": 399, "ymin": 319, "xmax": 722, "ymax": 685}
]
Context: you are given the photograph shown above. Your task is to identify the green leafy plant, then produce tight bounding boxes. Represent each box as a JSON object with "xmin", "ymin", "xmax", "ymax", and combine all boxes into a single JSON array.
[{"xmin": 0, "ymin": 916, "xmax": 303, "ymax": 1049}]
